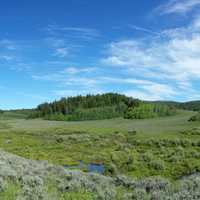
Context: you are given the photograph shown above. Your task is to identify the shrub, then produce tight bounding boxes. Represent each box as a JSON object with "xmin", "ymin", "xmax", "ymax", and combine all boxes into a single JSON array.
[
  {"xmin": 181, "ymin": 128, "xmax": 200, "ymax": 136},
  {"xmin": 106, "ymin": 163, "xmax": 118, "ymax": 176},
  {"xmin": 124, "ymin": 103, "xmax": 176, "ymax": 119},
  {"xmin": 141, "ymin": 152, "xmax": 154, "ymax": 162},
  {"xmin": 67, "ymin": 106, "xmax": 124, "ymax": 121},
  {"xmin": 188, "ymin": 112, "xmax": 200, "ymax": 122},
  {"xmin": 60, "ymin": 190, "xmax": 95, "ymax": 200},
  {"xmin": 0, "ymin": 181, "xmax": 20, "ymax": 200},
  {"xmin": 44, "ymin": 113, "xmax": 68, "ymax": 121},
  {"xmin": 149, "ymin": 159, "xmax": 165, "ymax": 170}
]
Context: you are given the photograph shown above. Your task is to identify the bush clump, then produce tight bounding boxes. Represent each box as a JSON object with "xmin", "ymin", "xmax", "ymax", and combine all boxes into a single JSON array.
[
  {"xmin": 124, "ymin": 103, "xmax": 176, "ymax": 119},
  {"xmin": 149, "ymin": 159, "xmax": 166, "ymax": 171},
  {"xmin": 188, "ymin": 112, "xmax": 200, "ymax": 122}
]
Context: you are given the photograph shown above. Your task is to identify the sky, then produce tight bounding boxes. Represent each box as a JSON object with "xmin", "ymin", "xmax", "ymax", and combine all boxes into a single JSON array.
[{"xmin": 1, "ymin": 0, "xmax": 200, "ymax": 109}]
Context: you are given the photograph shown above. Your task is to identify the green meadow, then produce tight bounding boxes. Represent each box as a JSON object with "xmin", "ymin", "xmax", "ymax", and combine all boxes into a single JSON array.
[{"xmin": 0, "ymin": 109, "xmax": 199, "ymax": 180}]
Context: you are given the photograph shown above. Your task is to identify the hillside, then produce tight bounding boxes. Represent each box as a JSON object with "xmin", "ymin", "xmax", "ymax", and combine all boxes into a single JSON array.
[
  {"xmin": 0, "ymin": 101, "xmax": 200, "ymax": 199},
  {"xmin": 32, "ymin": 93, "xmax": 136, "ymax": 121},
  {"xmin": 3, "ymin": 94, "xmax": 200, "ymax": 122},
  {"xmin": 0, "ymin": 150, "xmax": 200, "ymax": 199},
  {"xmin": 154, "ymin": 100, "xmax": 200, "ymax": 111},
  {"xmin": 0, "ymin": 110, "xmax": 199, "ymax": 179},
  {"xmin": 25, "ymin": 93, "xmax": 176, "ymax": 121}
]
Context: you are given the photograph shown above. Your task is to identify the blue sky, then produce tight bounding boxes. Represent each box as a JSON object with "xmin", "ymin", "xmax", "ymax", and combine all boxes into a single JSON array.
[{"xmin": 1, "ymin": 0, "xmax": 200, "ymax": 109}]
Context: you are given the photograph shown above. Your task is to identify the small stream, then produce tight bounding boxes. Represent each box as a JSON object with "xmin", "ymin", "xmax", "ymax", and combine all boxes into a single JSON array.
[{"xmin": 63, "ymin": 161, "xmax": 105, "ymax": 174}]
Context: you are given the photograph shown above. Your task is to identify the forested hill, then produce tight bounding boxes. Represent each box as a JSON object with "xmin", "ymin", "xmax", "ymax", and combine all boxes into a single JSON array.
[
  {"xmin": 2, "ymin": 94, "xmax": 200, "ymax": 121},
  {"xmin": 27, "ymin": 93, "xmax": 176, "ymax": 121},
  {"xmin": 29, "ymin": 93, "xmax": 139, "ymax": 121},
  {"xmin": 154, "ymin": 100, "xmax": 200, "ymax": 111},
  {"xmin": 38, "ymin": 93, "xmax": 135, "ymax": 113}
]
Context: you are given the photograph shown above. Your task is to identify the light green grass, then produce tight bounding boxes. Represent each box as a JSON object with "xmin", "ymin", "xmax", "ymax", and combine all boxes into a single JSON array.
[
  {"xmin": 6, "ymin": 110, "xmax": 196, "ymax": 135},
  {"xmin": 0, "ymin": 182, "xmax": 20, "ymax": 200},
  {"xmin": 0, "ymin": 110, "xmax": 199, "ymax": 179},
  {"xmin": 46, "ymin": 180, "xmax": 96, "ymax": 200},
  {"xmin": 0, "ymin": 112, "xmax": 27, "ymax": 120}
]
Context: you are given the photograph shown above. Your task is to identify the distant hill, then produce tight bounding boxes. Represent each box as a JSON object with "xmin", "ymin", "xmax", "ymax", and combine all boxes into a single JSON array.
[
  {"xmin": 26, "ymin": 93, "xmax": 176, "ymax": 121},
  {"xmin": 28, "ymin": 93, "xmax": 139, "ymax": 121},
  {"xmin": 2, "ymin": 94, "xmax": 200, "ymax": 121},
  {"xmin": 154, "ymin": 100, "xmax": 200, "ymax": 111},
  {"xmin": 0, "ymin": 109, "xmax": 33, "ymax": 120}
]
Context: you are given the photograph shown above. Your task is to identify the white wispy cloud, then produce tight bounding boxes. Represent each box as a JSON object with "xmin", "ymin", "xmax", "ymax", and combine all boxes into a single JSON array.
[
  {"xmin": 156, "ymin": 0, "xmax": 200, "ymax": 15},
  {"xmin": 44, "ymin": 25, "xmax": 100, "ymax": 58},
  {"xmin": 62, "ymin": 67, "xmax": 96, "ymax": 75},
  {"xmin": 103, "ymin": 16, "xmax": 200, "ymax": 80},
  {"xmin": 101, "ymin": 77, "xmax": 176, "ymax": 100},
  {"xmin": 0, "ymin": 39, "xmax": 17, "ymax": 50},
  {"xmin": 54, "ymin": 47, "xmax": 69, "ymax": 58},
  {"xmin": 0, "ymin": 55, "xmax": 14, "ymax": 61},
  {"xmin": 32, "ymin": 66, "xmax": 97, "ymax": 83},
  {"xmin": 45, "ymin": 37, "xmax": 83, "ymax": 58},
  {"xmin": 33, "ymin": 68, "xmax": 102, "ymax": 97},
  {"xmin": 129, "ymin": 25, "xmax": 161, "ymax": 36},
  {"xmin": 0, "ymin": 40, "xmax": 18, "ymax": 63},
  {"xmin": 102, "ymin": 15, "xmax": 200, "ymax": 100},
  {"xmin": 9, "ymin": 62, "xmax": 31, "ymax": 72},
  {"xmin": 0, "ymin": 39, "xmax": 34, "ymax": 72},
  {"xmin": 45, "ymin": 25, "xmax": 100, "ymax": 40},
  {"xmin": 32, "ymin": 66, "xmax": 177, "ymax": 100}
]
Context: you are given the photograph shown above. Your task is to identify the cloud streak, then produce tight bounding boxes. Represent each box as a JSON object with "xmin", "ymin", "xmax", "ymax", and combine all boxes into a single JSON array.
[
  {"xmin": 45, "ymin": 25, "xmax": 100, "ymax": 40},
  {"xmin": 32, "ymin": 67, "xmax": 177, "ymax": 101},
  {"xmin": 129, "ymin": 25, "xmax": 161, "ymax": 36},
  {"xmin": 156, "ymin": 0, "xmax": 200, "ymax": 15},
  {"xmin": 102, "ymin": 15, "xmax": 200, "ymax": 100}
]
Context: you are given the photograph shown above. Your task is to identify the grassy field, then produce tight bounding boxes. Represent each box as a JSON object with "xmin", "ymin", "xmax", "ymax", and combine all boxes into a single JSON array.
[
  {"xmin": 0, "ymin": 110, "xmax": 200, "ymax": 180},
  {"xmin": 0, "ymin": 111, "xmax": 28, "ymax": 120}
]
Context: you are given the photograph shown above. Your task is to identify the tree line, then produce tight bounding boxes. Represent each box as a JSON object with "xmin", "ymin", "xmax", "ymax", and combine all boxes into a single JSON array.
[
  {"xmin": 27, "ymin": 93, "xmax": 176, "ymax": 121},
  {"xmin": 124, "ymin": 102, "xmax": 177, "ymax": 119},
  {"xmin": 154, "ymin": 101, "xmax": 200, "ymax": 111}
]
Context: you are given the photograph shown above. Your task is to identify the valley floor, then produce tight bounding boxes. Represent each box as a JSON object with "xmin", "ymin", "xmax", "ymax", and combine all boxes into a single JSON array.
[
  {"xmin": 0, "ymin": 150, "xmax": 200, "ymax": 200},
  {"xmin": 0, "ymin": 110, "xmax": 200, "ymax": 199}
]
